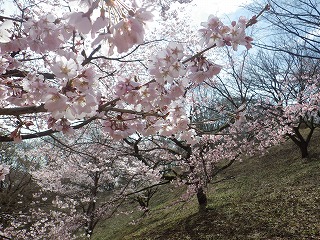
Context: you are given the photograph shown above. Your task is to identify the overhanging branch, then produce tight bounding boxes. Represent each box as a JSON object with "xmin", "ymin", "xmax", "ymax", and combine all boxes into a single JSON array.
[
  {"xmin": 0, "ymin": 117, "xmax": 97, "ymax": 142},
  {"xmin": 0, "ymin": 104, "xmax": 46, "ymax": 116}
]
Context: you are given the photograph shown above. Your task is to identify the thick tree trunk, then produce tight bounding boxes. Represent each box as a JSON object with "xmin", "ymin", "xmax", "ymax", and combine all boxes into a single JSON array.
[
  {"xmin": 288, "ymin": 125, "xmax": 315, "ymax": 159},
  {"xmin": 86, "ymin": 220, "xmax": 94, "ymax": 238},
  {"xmin": 85, "ymin": 201, "xmax": 96, "ymax": 238},
  {"xmin": 298, "ymin": 141, "xmax": 309, "ymax": 159},
  {"xmin": 85, "ymin": 172, "xmax": 99, "ymax": 238},
  {"xmin": 197, "ymin": 187, "xmax": 207, "ymax": 212}
]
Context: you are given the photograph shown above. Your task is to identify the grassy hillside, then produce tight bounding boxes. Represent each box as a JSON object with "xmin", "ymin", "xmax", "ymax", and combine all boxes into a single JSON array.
[{"xmin": 93, "ymin": 130, "xmax": 320, "ymax": 240}]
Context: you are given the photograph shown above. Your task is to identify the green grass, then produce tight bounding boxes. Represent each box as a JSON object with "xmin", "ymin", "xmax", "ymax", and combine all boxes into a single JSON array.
[{"xmin": 93, "ymin": 130, "xmax": 320, "ymax": 240}]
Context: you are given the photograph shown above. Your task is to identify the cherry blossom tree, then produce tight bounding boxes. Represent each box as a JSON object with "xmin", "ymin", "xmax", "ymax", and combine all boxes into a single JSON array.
[
  {"xmin": 247, "ymin": 48, "xmax": 320, "ymax": 158},
  {"xmin": 0, "ymin": 141, "xmax": 43, "ymax": 240},
  {"xmin": 2, "ymin": 130, "xmax": 167, "ymax": 238},
  {"xmin": 245, "ymin": 0, "xmax": 320, "ymax": 158},
  {"xmin": 0, "ymin": 0, "xmax": 272, "ymax": 237},
  {"xmin": 0, "ymin": 0, "xmax": 260, "ymax": 144},
  {"xmin": 177, "ymin": 47, "xmax": 308, "ymax": 210},
  {"xmin": 191, "ymin": 43, "xmax": 320, "ymax": 160}
]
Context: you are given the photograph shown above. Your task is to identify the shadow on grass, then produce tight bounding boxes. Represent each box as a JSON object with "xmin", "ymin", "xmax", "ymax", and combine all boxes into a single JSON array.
[{"xmin": 141, "ymin": 196, "xmax": 320, "ymax": 240}]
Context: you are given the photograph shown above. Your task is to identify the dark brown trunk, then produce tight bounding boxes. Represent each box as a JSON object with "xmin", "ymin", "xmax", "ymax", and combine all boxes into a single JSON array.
[
  {"xmin": 197, "ymin": 187, "xmax": 207, "ymax": 212},
  {"xmin": 298, "ymin": 141, "xmax": 309, "ymax": 159},
  {"xmin": 287, "ymin": 126, "xmax": 314, "ymax": 159}
]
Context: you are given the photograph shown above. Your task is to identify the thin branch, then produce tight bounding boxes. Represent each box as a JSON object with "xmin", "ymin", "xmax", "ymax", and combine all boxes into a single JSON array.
[
  {"xmin": 0, "ymin": 117, "xmax": 96, "ymax": 142},
  {"xmin": 182, "ymin": 4, "xmax": 270, "ymax": 64}
]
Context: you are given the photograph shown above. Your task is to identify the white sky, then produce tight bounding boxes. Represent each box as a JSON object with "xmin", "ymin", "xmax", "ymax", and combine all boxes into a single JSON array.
[
  {"xmin": 1, "ymin": 0, "xmax": 254, "ymax": 21},
  {"xmin": 186, "ymin": 0, "xmax": 254, "ymax": 22}
]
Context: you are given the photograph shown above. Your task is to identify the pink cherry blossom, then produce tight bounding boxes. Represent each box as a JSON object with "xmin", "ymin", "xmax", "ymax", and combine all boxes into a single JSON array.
[
  {"xmin": 199, "ymin": 15, "xmax": 253, "ymax": 50},
  {"xmin": 43, "ymin": 90, "xmax": 68, "ymax": 118},
  {"xmin": 68, "ymin": 12, "xmax": 92, "ymax": 34},
  {"xmin": 50, "ymin": 56, "xmax": 78, "ymax": 80}
]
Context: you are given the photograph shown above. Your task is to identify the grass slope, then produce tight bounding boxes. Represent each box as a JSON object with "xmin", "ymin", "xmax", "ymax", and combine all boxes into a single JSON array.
[{"xmin": 93, "ymin": 130, "xmax": 320, "ymax": 240}]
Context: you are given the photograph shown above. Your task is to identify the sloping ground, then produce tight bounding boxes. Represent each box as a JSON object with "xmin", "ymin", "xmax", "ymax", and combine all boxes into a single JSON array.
[{"xmin": 93, "ymin": 130, "xmax": 320, "ymax": 240}]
